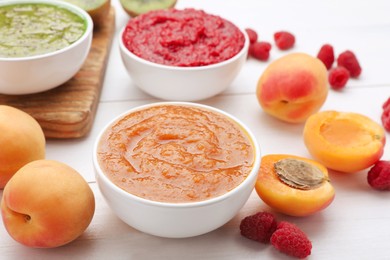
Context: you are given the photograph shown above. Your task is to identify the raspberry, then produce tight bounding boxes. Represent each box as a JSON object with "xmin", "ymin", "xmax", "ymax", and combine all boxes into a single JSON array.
[
  {"xmin": 337, "ymin": 50, "xmax": 362, "ymax": 78},
  {"xmin": 274, "ymin": 31, "xmax": 295, "ymax": 50},
  {"xmin": 382, "ymin": 97, "xmax": 390, "ymax": 131},
  {"xmin": 239, "ymin": 211, "xmax": 277, "ymax": 243},
  {"xmin": 382, "ymin": 106, "xmax": 390, "ymax": 131},
  {"xmin": 249, "ymin": 41, "xmax": 272, "ymax": 61},
  {"xmin": 367, "ymin": 161, "xmax": 390, "ymax": 190},
  {"xmin": 383, "ymin": 97, "xmax": 390, "ymax": 110},
  {"xmin": 245, "ymin": 28, "xmax": 258, "ymax": 44},
  {"xmin": 328, "ymin": 66, "xmax": 350, "ymax": 90},
  {"xmin": 317, "ymin": 44, "xmax": 335, "ymax": 70},
  {"xmin": 276, "ymin": 221, "xmax": 299, "ymax": 230},
  {"xmin": 270, "ymin": 221, "xmax": 312, "ymax": 259}
]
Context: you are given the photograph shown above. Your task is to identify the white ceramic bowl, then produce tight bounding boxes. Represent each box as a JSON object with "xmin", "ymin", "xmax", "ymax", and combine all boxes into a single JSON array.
[
  {"xmin": 119, "ymin": 25, "xmax": 249, "ymax": 101},
  {"xmin": 93, "ymin": 102, "xmax": 261, "ymax": 238},
  {"xmin": 0, "ymin": 0, "xmax": 93, "ymax": 95}
]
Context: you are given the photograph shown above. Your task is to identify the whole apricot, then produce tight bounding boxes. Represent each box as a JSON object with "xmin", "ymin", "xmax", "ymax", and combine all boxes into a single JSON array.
[
  {"xmin": 0, "ymin": 105, "xmax": 45, "ymax": 189},
  {"xmin": 303, "ymin": 110, "xmax": 386, "ymax": 173},
  {"xmin": 256, "ymin": 53, "xmax": 328, "ymax": 123},
  {"xmin": 255, "ymin": 154, "xmax": 335, "ymax": 217},
  {"xmin": 1, "ymin": 160, "xmax": 95, "ymax": 248}
]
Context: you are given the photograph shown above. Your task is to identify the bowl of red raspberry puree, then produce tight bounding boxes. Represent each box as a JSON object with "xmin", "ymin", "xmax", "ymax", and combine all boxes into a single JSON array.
[{"xmin": 119, "ymin": 8, "xmax": 249, "ymax": 101}]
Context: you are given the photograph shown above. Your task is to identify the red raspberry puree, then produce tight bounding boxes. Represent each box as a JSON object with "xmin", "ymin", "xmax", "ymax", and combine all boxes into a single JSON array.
[{"xmin": 122, "ymin": 8, "xmax": 245, "ymax": 67}]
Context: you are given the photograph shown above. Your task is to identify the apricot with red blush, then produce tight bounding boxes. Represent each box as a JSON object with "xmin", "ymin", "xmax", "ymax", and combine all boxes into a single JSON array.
[{"xmin": 256, "ymin": 53, "xmax": 328, "ymax": 123}]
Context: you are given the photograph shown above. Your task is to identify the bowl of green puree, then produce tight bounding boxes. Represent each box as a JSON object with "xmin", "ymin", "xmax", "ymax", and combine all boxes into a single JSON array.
[{"xmin": 0, "ymin": 0, "xmax": 93, "ymax": 94}]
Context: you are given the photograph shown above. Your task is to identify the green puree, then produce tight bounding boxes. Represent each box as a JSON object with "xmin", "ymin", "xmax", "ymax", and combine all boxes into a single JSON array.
[{"xmin": 0, "ymin": 3, "xmax": 86, "ymax": 58}]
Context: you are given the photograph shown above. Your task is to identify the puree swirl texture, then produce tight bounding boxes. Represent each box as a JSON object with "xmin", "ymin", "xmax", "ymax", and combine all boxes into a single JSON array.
[
  {"xmin": 97, "ymin": 105, "xmax": 254, "ymax": 203},
  {"xmin": 122, "ymin": 8, "xmax": 245, "ymax": 67},
  {"xmin": 0, "ymin": 3, "xmax": 86, "ymax": 58}
]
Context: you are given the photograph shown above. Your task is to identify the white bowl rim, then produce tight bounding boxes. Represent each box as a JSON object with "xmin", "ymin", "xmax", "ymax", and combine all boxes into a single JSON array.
[
  {"xmin": 119, "ymin": 21, "xmax": 249, "ymax": 71},
  {"xmin": 93, "ymin": 101, "xmax": 261, "ymax": 209},
  {"xmin": 0, "ymin": 0, "xmax": 93, "ymax": 61}
]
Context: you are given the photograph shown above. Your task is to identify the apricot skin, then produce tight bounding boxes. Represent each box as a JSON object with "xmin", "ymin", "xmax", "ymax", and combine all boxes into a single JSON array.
[
  {"xmin": 256, "ymin": 53, "xmax": 328, "ymax": 123},
  {"xmin": 1, "ymin": 160, "xmax": 95, "ymax": 248},
  {"xmin": 255, "ymin": 154, "xmax": 335, "ymax": 217},
  {"xmin": 303, "ymin": 111, "xmax": 386, "ymax": 173},
  {"xmin": 0, "ymin": 105, "xmax": 45, "ymax": 189}
]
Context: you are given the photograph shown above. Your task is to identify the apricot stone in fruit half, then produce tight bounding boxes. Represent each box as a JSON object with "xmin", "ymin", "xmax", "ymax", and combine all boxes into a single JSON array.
[
  {"xmin": 0, "ymin": 105, "xmax": 45, "ymax": 189},
  {"xmin": 303, "ymin": 110, "xmax": 386, "ymax": 173},
  {"xmin": 1, "ymin": 160, "xmax": 95, "ymax": 248},
  {"xmin": 120, "ymin": 0, "xmax": 177, "ymax": 17},
  {"xmin": 255, "ymin": 154, "xmax": 335, "ymax": 217},
  {"xmin": 62, "ymin": 0, "xmax": 111, "ymax": 27},
  {"xmin": 256, "ymin": 52, "xmax": 328, "ymax": 123}
]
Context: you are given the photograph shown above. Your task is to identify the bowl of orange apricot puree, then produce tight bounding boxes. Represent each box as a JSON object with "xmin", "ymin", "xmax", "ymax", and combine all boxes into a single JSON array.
[{"xmin": 93, "ymin": 102, "xmax": 261, "ymax": 238}]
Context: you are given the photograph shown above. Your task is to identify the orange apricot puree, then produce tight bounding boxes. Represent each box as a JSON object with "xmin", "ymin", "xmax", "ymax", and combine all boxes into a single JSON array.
[{"xmin": 97, "ymin": 104, "xmax": 254, "ymax": 203}]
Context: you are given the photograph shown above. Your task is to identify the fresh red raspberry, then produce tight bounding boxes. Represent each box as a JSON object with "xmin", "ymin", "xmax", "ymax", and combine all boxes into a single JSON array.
[
  {"xmin": 328, "ymin": 66, "xmax": 350, "ymax": 90},
  {"xmin": 276, "ymin": 221, "xmax": 300, "ymax": 230},
  {"xmin": 382, "ymin": 110, "xmax": 390, "ymax": 131},
  {"xmin": 249, "ymin": 41, "xmax": 272, "ymax": 61},
  {"xmin": 383, "ymin": 97, "xmax": 390, "ymax": 110},
  {"xmin": 367, "ymin": 161, "xmax": 390, "ymax": 190},
  {"xmin": 270, "ymin": 221, "xmax": 312, "ymax": 259},
  {"xmin": 382, "ymin": 98, "xmax": 390, "ymax": 131},
  {"xmin": 317, "ymin": 44, "xmax": 335, "ymax": 70},
  {"xmin": 381, "ymin": 106, "xmax": 390, "ymax": 131},
  {"xmin": 274, "ymin": 31, "xmax": 295, "ymax": 50},
  {"xmin": 382, "ymin": 97, "xmax": 390, "ymax": 131},
  {"xmin": 240, "ymin": 211, "xmax": 278, "ymax": 243},
  {"xmin": 245, "ymin": 28, "xmax": 258, "ymax": 44},
  {"xmin": 337, "ymin": 50, "xmax": 362, "ymax": 78}
]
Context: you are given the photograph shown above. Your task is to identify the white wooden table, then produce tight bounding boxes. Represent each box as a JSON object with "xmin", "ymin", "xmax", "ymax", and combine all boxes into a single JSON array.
[{"xmin": 1, "ymin": 0, "xmax": 390, "ymax": 259}]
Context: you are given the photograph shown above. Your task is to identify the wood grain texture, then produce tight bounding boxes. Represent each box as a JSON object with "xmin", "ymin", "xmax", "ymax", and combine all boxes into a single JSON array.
[{"xmin": 0, "ymin": 7, "xmax": 115, "ymax": 139}]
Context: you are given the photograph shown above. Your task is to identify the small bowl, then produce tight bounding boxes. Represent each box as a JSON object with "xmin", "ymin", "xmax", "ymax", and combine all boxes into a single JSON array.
[
  {"xmin": 0, "ymin": 0, "xmax": 93, "ymax": 95},
  {"xmin": 119, "ymin": 20, "xmax": 249, "ymax": 101},
  {"xmin": 93, "ymin": 102, "xmax": 261, "ymax": 238}
]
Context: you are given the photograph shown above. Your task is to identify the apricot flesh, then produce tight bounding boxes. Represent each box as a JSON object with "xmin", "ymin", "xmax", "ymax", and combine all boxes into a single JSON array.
[
  {"xmin": 1, "ymin": 160, "xmax": 95, "ymax": 248},
  {"xmin": 255, "ymin": 154, "xmax": 335, "ymax": 217},
  {"xmin": 256, "ymin": 53, "xmax": 328, "ymax": 123},
  {"xmin": 303, "ymin": 111, "xmax": 386, "ymax": 173},
  {"xmin": 0, "ymin": 105, "xmax": 45, "ymax": 189}
]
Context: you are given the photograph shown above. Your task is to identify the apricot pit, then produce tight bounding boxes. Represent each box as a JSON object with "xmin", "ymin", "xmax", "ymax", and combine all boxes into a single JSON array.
[
  {"xmin": 255, "ymin": 154, "xmax": 335, "ymax": 217},
  {"xmin": 274, "ymin": 158, "xmax": 328, "ymax": 190}
]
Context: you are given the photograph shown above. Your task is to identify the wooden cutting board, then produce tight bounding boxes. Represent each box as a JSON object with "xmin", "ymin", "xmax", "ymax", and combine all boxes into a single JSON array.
[{"xmin": 0, "ymin": 7, "xmax": 116, "ymax": 139}]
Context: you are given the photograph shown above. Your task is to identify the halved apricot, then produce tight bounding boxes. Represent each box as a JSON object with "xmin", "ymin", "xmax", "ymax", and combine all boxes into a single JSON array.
[
  {"xmin": 303, "ymin": 110, "xmax": 386, "ymax": 173},
  {"xmin": 255, "ymin": 154, "xmax": 335, "ymax": 217}
]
